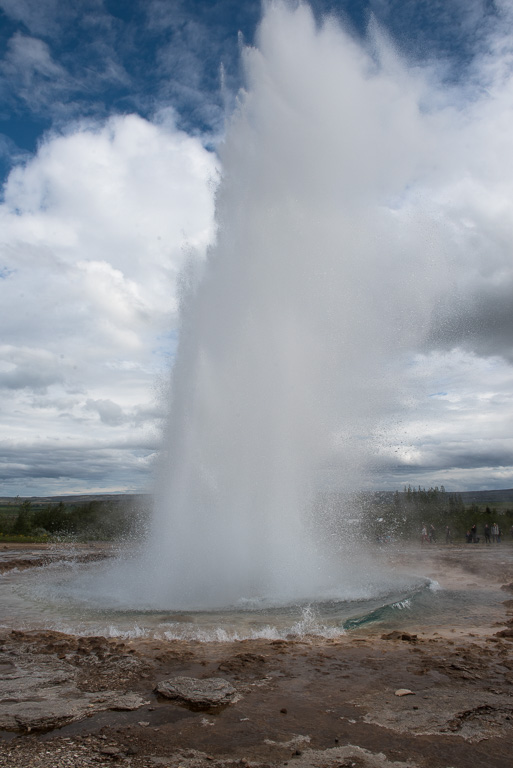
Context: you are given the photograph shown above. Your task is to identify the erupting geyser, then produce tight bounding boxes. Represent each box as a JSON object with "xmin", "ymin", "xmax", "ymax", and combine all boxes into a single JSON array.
[{"xmin": 85, "ymin": 2, "xmax": 451, "ymax": 613}]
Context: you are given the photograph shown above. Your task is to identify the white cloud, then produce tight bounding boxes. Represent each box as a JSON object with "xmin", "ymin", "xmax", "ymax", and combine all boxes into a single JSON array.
[
  {"xmin": 0, "ymin": 113, "xmax": 219, "ymax": 493},
  {"xmin": 0, "ymin": 0, "xmax": 64, "ymax": 37},
  {"xmin": 5, "ymin": 33, "xmax": 63, "ymax": 78},
  {"xmin": 85, "ymin": 398, "xmax": 126, "ymax": 426},
  {"xmin": 0, "ymin": 32, "xmax": 71, "ymax": 111}
]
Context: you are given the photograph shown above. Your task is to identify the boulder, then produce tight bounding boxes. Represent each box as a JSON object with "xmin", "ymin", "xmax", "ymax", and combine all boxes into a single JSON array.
[{"xmin": 154, "ymin": 676, "xmax": 239, "ymax": 709}]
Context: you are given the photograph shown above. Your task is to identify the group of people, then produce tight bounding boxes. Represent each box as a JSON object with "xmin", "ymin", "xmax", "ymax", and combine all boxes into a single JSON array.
[
  {"xmin": 420, "ymin": 523, "xmax": 437, "ymax": 543},
  {"xmin": 466, "ymin": 522, "xmax": 505, "ymax": 543},
  {"xmin": 422, "ymin": 522, "xmax": 512, "ymax": 543},
  {"xmin": 483, "ymin": 522, "xmax": 502, "ymax": 543}
]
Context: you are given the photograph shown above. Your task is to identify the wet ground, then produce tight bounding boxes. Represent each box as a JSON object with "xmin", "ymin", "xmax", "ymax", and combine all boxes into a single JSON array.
[{"xmin": 0, "ymin": 543, "xmax": 512, "ymax": 768}]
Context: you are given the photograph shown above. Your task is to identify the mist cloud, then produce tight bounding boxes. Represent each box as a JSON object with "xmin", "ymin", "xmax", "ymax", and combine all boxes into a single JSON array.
[{"xmin": 229, "ymin": 1, "xmax": 513, "ymax": 492}]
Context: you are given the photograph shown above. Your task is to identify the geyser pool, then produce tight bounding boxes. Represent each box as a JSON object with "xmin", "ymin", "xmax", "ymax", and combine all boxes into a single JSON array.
[
  {"xmin": 65, "ymin": 2, "xmax": 454, "ymax": 611},
  {"xmin": 0, "ymin": 550, "xmax": 431, "ymax": 639},
  {"xmin": 0, "ymin": 549, "xmax": 506, "ymax": 641}
]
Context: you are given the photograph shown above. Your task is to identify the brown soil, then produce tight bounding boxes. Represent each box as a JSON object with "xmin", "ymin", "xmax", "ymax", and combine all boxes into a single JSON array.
[
  {"xmin": 0, "ymin": 541, "xmax": 113, "ymax": 574},
  {"xmin": 1, "ymin": 544, "xmax": 512, "ymax": 768}
]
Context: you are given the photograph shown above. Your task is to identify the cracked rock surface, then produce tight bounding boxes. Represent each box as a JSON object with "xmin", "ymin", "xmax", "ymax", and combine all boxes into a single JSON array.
[{"xmin": 0, "ymin": 637, "xmax": 148, "ymax": 732}]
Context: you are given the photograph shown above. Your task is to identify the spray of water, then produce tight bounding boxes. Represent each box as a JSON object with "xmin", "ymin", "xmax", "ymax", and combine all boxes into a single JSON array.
[
  {"xmin": 120, "ymin": 2, "xmax": 451, "ymax": 611},
  {"xmin": 62, "ymin": 2, "xmax": 456, "ymax": 613}
]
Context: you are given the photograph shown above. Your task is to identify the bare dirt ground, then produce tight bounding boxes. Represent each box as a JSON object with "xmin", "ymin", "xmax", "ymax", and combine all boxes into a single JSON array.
[{"xmin": 0, "ymin": 543, "xmax": 512, "ymax": 768}]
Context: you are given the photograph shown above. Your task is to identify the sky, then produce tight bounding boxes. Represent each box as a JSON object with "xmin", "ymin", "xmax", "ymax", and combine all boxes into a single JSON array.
[{"xmin": 1, "ymin": 0, "xmax": 513, "ymax": 496}]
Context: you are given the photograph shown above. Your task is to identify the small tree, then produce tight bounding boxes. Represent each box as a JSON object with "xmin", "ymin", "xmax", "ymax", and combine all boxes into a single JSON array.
[
  {"xmin": 32, "ymin": 501, "xmax": 73, "ymax": 534},
  {"xmin": 12, "ymin": 500, "xmax": 33, "ymax": 535}
]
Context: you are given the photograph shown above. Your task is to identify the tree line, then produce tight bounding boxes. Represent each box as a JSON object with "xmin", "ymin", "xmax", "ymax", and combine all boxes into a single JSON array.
[
  {"xmin": 2, "ymin": 487, "xmax": 513, "ymax": 543},
  {"xmin": 1, "ymin": 497, "xmax": 150, "ymax": 541},
  {"xmin": 362, "ymin": 485, "xmax": 513, "ymax": 542}
]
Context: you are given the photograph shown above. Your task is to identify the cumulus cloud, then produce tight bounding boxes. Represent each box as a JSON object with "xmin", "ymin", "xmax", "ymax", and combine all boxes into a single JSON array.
[
  {"xmin": 0, "ymin": 345, "xmax": 64, "ymax": 391},
  {"xmin": 0, "ymin": 112, "xmax": 218, "ymax": 493}
]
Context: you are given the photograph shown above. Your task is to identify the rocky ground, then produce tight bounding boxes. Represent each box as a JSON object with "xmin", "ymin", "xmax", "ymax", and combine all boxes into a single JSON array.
[{"xmin": 0, "ymin": 544, "xmax": 512, "ymax": 768}]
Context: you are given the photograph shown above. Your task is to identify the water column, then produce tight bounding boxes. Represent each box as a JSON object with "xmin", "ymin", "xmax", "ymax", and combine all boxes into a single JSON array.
[{"xmin": 139, "ymin": 2, "xmax": 447, "ymax": 610}]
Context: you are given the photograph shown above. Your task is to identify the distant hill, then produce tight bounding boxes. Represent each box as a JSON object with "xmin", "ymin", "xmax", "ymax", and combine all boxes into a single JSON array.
[
  {"xmin": 457, "ymin": 489, "xmax": 513, "ymax": 505},
  {"xmin": 2, "ymin": 489, "xmax": 513, "ymax": 505},
  {"xmin": 0, "ymin": 493, "xmax": 150, "ymax": 506}
]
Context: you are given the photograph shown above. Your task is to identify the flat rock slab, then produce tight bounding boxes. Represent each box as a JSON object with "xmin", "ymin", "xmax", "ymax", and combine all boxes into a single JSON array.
[
  {"xmin": 155, "ymin": 676, "xmax": 239, "ymax": 709},
  {"xmin": 356, "ymin": 686, "xmax": 513, "ymax": 742},
  {"xmin": 0, "ymin": 651, "xmax": 147, "ymax": 732}
]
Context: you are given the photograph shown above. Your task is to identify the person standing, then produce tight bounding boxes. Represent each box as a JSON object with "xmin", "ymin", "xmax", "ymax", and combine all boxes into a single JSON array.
[
  {"xmin": 491, "ymin": 522, "xmax": 499, "ymax": 543},
  {"xmin": 471, "ymin": 523, "xmax": 477, "ymax": 543},
  {"xmin": 484, "ymin": 523, "xmax": 491, "ymax": 544}
]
